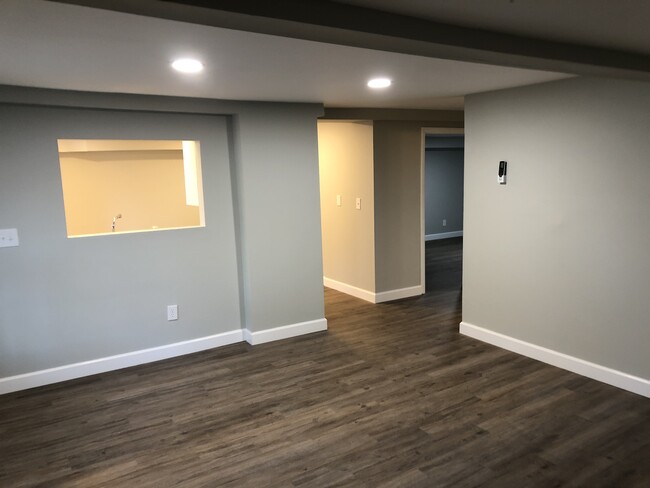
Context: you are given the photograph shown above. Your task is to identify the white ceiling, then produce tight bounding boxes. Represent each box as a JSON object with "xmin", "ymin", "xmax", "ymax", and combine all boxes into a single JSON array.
[{"xmin": 0, "ymin": 0, "xmax": 596, "ymax": 109}]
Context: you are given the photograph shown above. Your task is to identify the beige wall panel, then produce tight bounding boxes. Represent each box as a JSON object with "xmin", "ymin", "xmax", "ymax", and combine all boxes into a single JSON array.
[
  {"xmin": 318, "ymin": 121, "xmax": 375, "ymax": 292},
  {"xmin": 59, "ymin": 149, "xmax": 199, "ymax": 236}
]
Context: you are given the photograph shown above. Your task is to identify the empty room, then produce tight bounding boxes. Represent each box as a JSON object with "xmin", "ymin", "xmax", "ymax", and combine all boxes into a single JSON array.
[{"xmin": 1, "ymin": 1, "xmax": 649, "ymax": 487}]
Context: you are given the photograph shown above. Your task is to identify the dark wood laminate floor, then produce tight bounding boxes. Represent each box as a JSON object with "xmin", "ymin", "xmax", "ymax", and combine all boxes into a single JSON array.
[{"xmin": 1, "ymin": 238, "xmax": 649, "ymax": 487}]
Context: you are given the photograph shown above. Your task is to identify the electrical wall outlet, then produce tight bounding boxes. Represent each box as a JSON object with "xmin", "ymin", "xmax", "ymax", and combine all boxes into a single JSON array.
[
  {"xmin": 167, "ymin": 304, "xmax": 178, "ymax": 321},
  {"xmin": 442, "ymin": 219, "xmax": 447, "ymax": 227},
  {"xmin": 336, "ymin": 194, "xmax": 341, "ymax": 207},
  {"xmin": 355, "ymin": 197, "xmax": 361, "ymax": 210}
]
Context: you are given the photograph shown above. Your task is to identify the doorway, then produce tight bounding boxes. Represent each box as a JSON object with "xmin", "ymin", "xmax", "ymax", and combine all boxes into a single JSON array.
[{"xmin": 420, "ymin": 129, "xmax": 464, "ymax": 293}]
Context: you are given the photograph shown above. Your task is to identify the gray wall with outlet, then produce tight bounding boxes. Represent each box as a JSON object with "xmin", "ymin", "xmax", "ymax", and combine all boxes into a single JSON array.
[
  {"xmin": 463, "ymin": 76, "xmax": 650, "ymax": 379},
  {"xmin": 0, "ymin": 88, "xmax": 325, "ymax": 377}
]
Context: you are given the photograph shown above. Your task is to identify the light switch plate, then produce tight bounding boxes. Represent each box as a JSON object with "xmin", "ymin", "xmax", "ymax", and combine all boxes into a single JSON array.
[{"xmin": 0, "ymin": 228, "xmax": 19, "ymax": 248}]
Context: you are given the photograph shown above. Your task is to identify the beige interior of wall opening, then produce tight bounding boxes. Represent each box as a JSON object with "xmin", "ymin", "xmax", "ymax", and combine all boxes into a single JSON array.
[
  {"xmin": 318, "ymin": 121, "xmax": 375, "ymax": 293},
  {"xmin": 58, "ymin": 139, "xmax": 205, "ymax": 237}
]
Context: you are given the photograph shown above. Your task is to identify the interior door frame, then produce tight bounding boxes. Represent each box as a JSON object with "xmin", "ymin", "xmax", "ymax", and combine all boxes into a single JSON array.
[{"xmin": 420, "ymin": 127, "xmax": 465, "ymax": 292}]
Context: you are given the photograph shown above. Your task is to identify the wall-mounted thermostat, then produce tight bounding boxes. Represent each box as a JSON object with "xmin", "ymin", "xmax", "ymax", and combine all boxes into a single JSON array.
[{"xmin": 498, "ymin": 161, "xmax": 507, "ymax": 184}]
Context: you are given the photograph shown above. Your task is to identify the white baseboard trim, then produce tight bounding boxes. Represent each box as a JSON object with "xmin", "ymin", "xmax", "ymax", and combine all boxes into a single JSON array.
[
  {"xmin": 323, "ymin": 277, "xmax": 375, "ymax": 303},
  {"xmin": 244, "ymin": 318, "xmax": 328, "ymax": 345},
  {"xmin": 1, "ymin": 317, "xmax": 331, "ymax": 395},
  {"xmin": 374, "ymin": 285, "xmax": 424, "ymax": 303},
  {"xmin": 0, "ymin": 329, "xmax": 244, "ymax": 396},
  {"xmin": 459, "ymin": 322, "xmax": 650, "ymax": 398},
  {"xmin": 425, "ymin": 231, "xmax": 463, "ymax": 241},
  {"xmin": 324, "ymin": 277, "xmax": 424, "ymax": 304}
]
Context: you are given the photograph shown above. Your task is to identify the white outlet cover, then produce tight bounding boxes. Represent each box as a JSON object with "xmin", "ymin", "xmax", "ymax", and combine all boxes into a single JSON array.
[{"xmin": 167, "ymin": 304, "xmax": 178, "ymax": 321}]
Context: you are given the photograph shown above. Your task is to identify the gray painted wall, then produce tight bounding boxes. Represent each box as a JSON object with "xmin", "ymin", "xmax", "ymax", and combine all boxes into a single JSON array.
[
  {"xmin": 464, "ymin": 77, "xmax": 650, "ymax": 379},
  {"xmin": 234, "ymin": 106, "xmax": 325, "ymax": 332},
  {"xmin": 0, "ymin": 106, "xmax": 239, "ymax": 375},
  {"xmin": 373, "ymin": 121, "xmax": 423, "ymax": 293},
  {"xmin": 373, "ymin": 120, "xmax": 463, "ymax": 293},
  {"xmin": 425, "ymin": 148, "xmax": 464, "ymax": 235},
  {"xmin": 0, "ymin": 88, "xmax": 325, "ymax": 377}
]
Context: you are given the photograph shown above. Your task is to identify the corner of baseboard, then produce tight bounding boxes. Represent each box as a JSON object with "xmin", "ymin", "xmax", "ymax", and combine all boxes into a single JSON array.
[
  {"xmin": 324, "ymin": 277, "xmax": 424, "ymax": 304},
  {"xmin": 374, "ymin": 285, "xmax": 424, "ymax": 303},
  {"xmin": 459, "ymin": 321, "xmax": 650, "ymax": 398},
  {"xmin": 242, "ymin": 328, "xmax": 253, "ymax": 344},
  {"xmin": 323, "ymin": 277, "xmax": 375, "ymax": 303},
  {"xmin": 245, "ymin": 318, "xmax": 328, "ymax": 345}
]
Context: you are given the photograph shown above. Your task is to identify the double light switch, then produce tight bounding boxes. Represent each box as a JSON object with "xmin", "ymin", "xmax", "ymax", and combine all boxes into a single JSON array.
[{"xmin": 0, "ymin": 228, "xmax": 19, "ymax": 248}]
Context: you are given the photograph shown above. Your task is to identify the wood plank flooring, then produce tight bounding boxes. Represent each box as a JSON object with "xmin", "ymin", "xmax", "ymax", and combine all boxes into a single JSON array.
[{"xmin": 1, "ymin": 238, "xmax": 649, "ymax": 487}]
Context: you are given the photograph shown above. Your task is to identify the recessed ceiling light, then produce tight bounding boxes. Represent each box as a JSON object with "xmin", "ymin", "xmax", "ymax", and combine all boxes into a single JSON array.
[
  {"xmin": 171, "ymin": 58, "xmax": 204, "ymax": 74},
  {"xmin": 367, "ymin": 78, "xmax": 392, "ymax": 89}
]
